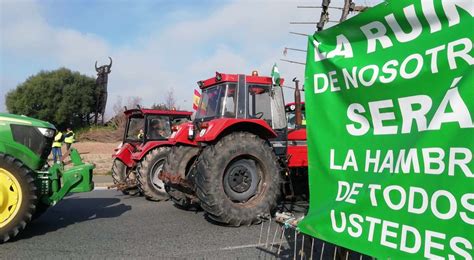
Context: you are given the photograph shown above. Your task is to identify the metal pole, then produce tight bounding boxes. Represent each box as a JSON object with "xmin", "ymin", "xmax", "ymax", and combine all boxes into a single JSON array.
[
  {"xmin": 317, "ymin": 0, "xmax": 331, "ymax": 31},
  {"xmin": 272, "ymin": 223, "xmax": 280, "ymax": 249},
  {"xmin": 300, "ymin": 234, "xmax": 305, "ymax": 260},
  {"xmin": 293, "ymin": 78, "xmax": 302, "ymax": 126},
  {"xmin": 320, "ymin": 242, "xmax": 325, "ymax": 260},
  {"xmin": 265, "ymin": 217, "xmax": 272, "ymax": 248},
  {"xmin": 278, "ymin": 227, "xmax": 286, "ymax": 256},
  {"xmin": 289, "ymin": 32, "xmax": 310, "ymax": 37},
  {"xmin": 294, "ymin": 230, "xmax": 298, "ymax": 260},
  {"xmin": 280, "ymin": 59, "xmax": 306, "ymax": 66}
]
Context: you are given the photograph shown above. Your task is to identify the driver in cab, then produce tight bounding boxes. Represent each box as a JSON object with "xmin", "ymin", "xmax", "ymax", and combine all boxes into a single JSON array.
[{"xmin": 148, "ymin": 120, "xmax": 167, "ymax": 139}]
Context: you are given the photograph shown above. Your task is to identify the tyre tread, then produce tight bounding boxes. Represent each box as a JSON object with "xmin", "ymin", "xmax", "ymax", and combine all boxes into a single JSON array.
[
  {"xmin": 0, "ymin": 153, "xmax": 38, "ymax": 243},
  {"xmin": 137, "ymin": 147, "xmax": 171, "ymax": 201},
  {"xmin": 195, "ymin": 132, "xmax": 281, "ymax": 226}
]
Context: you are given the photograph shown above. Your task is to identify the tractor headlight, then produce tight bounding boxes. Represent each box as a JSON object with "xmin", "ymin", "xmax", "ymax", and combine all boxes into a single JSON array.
[
  {"xmin": 11, "ymin": 124, "xmax": 53, "ymax": 160},
  {"xmin": 188, "ymin": 125, "xmax": 195, "ymax": 140},
  {"xmin": 37, "ymin": 127, "xmax": 55, "ymax": 138},
  {"xmin": 114, "ymin": 142, "xmax": 123, "ymax": 154},
  {"xmin": 199, "ymin": 128, "xmax": 206, "ymax": 137}
]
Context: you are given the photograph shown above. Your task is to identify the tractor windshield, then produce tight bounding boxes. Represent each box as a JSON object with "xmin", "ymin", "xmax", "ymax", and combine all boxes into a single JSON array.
[
  {"xmin": 286, "ymin": 105, "xmax": 306, "ymax": 129},
  {"xmin": 196, "ymin": 83, "xmax": 237, "ymax": 120},
  {"xmin": 248, "ymin": 84, "xmax": 272, "ymax": 122},
  {"xmin": 125, "ymin": 115, "xmax": 145, "ymax": 142},
  {"xmin": 146, "ymin": 115, "xmax": 172, "ymax": 140}
]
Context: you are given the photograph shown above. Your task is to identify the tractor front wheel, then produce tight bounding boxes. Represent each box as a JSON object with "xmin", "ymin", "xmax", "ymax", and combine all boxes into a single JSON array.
[
  {"xmin": 112, "ymin": 159, "xmax": 139, "ymax": 196},
  {"xmin": 195, "ymin": 132, "xmax": 281, "ymax": 226},
  {"xmin": 137, "ymin": 147, "xmax": 171, "ymax": 201},
  {"xmin": 163, "ymin": 146, "xmax": 200, "ymax": 210},
  {"xmin": 0, "ymin": 153, "xmax": 38, "ymax": 243}
]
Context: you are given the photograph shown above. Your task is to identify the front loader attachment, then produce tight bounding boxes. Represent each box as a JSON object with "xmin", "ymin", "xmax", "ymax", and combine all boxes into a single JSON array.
[{"xmin": 37, "ymin": 148, "xmax": 94, "ymax": 205}]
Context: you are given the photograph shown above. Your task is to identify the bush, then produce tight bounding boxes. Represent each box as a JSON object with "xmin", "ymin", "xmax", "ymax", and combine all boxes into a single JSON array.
[{"xmin": 6, "ymin": 68, "xmax": 97, "ymax": 129}]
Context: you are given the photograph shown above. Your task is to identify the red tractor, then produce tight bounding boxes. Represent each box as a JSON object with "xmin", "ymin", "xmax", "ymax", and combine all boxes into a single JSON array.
[
  {"xmin": 161, "ymin": 72, "xmax": 308, "ymax": 225},
  {"xmin": 284, "ymin": 101, "xmax": 308, "ymax": 200},
  {"xmin": 112, "ymin": 108, "xmax": 192, "ymax": 200}
]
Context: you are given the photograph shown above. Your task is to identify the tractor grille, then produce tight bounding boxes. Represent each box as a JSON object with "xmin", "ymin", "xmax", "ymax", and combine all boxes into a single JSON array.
[{"xmin": 10, "ymin": 124, "xmax": 54, "ymax": 160}]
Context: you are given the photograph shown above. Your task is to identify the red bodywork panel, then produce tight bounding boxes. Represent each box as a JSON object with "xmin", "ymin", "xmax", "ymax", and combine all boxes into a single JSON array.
[
  {"xmin": 285, "ymin": 102, "xmax": 308, "ymax": 168},
  {"xmin": 113, "ymin": 143, "xmax": 138, "ymax": 168},
  {"xmin": 195, "ymin": 118, "xmax": 277, "ymax": 142},
  {"xmin": 199, "ymin": 73, "xmax": 284, "ymax": 89},
  {"xmin": 168, "ymin": 122, "xmax": 198, "ymax": 146},
  {"xmin": 287, "ymin": 129, "xmax": 308, "ymax": 167},
  {"xmin": 288, "ymin": 128, "xmax": 306, "ymax": 141},
  {"xmin": 113, "ymin": 140, "xmax": 176, "ymax": 167},
  {"xmin": 131, "ymin": 140, "xmax": 172, "ymax": 161}
]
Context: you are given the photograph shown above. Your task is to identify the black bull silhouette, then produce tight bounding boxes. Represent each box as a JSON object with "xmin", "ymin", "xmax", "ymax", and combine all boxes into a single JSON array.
[{"xmin": 94, "ymin": 57, "xmax": 112, "ymax": 124}]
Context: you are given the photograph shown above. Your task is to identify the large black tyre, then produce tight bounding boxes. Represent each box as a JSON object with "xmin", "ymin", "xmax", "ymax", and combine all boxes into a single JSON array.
[
  {"xmin": 111, "ymin": 159, "xmax": 139, "ymax": 196},
  {"xmin": 0, "ymin": 153, "xmax": 38, "ymax": 243},
  {"xmin": 195, "ymin": 132, "xmax": 281, "ymax": 226},
  {"xmin": 163, "ymin": 146, "xmax": 200, "ymax": 209},
  {"xmin": 137, "ymin": 147, "xmax": 171, "ymax": 201}
]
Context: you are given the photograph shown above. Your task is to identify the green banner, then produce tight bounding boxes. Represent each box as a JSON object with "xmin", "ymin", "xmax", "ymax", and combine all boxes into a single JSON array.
[{"xmin": 298, "ymin": 0, "xmax": 473, "ymax": 259}]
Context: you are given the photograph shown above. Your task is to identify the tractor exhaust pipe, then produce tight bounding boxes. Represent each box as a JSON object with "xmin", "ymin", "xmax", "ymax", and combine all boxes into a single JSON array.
[{"xmin": 293, "ymin": 78, "xmax": 302, "ymax": 127}]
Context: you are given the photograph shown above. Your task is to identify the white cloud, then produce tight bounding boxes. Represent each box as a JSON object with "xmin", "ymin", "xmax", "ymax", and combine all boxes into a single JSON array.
[
  {"xmin": 1, "ymin": 1, "xmax": 108, "ymax": 72},
  {"xmin": 1, "ymin": 0, "xmax": 380, "ymax": 114}
]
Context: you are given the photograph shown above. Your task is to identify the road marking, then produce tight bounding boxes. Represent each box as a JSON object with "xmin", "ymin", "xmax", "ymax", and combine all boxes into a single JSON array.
[
  {"xmin": 94, "ymin": 186, "xmax": 109, "ymax": 191},
  {"xmin": 220, "ymin": 242, "xmax": 280, "ymax": 251},
  {"xmin": 221, "ymin": 243, "xmax": 263, "ymax": 250}
]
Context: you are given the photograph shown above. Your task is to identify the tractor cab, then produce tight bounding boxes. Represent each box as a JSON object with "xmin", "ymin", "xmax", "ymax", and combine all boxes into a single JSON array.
[
  {"xmin": 117, "ymin": 108, "xmax": 192, "ymax": 168},
  {"xmin": 286, "ymin": 102, "xmax": 306, "ymax": 129},
  {"xmin": 124, "ymin": 109, "xmax": 192, "ymax": 144},
  {"xmin": 195, "ymin": 72, "xmax": 286, "ymax": 128},
  {"xmin": 113, "ymin": 108, "xmax": 192, "ymax": 197}
]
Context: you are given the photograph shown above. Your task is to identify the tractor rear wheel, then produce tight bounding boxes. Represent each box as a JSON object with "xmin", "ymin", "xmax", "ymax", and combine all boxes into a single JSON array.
[
  {"xmin": 195, "ymin": 132, "xmax": 281, "ymax": 226},
  {"xmin": 112, "ymin": 159, "xmax": 139, "ymax": 196},
  {"xmin": 0, "ymin": 153, "xmax": 38, "ymax": 243},
  {"xmin": 163, "ymin": 146, "xmax": 200, "ymax": 209},
  {"xmin": 137, "ymin": 147, "xmax": 171, "ymax": 201}
]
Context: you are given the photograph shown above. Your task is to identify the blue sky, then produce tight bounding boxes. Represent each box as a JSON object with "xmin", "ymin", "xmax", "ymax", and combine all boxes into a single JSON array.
[
  {"xmin": 1, "ymin": 0, "xmax": 376, "ymax": 115},
  {"xmin": 41, "ymin": 1, "xmax": 219, "ymax": 46}
]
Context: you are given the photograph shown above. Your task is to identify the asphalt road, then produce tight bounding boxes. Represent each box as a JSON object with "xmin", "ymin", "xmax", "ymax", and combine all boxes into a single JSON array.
[{"xmin": 1, "ymin": 190, "xmax": 302, "ymax": 259}]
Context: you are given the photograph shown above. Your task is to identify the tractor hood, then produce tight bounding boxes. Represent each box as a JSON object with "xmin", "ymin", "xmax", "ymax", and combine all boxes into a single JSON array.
[
  {"xmin": 0, "ymin": 113, "xmax": 56, "ymax": 171},
  {"xmin": 0, "ymin": 113, "xmax": 56, "ymax": 130}
]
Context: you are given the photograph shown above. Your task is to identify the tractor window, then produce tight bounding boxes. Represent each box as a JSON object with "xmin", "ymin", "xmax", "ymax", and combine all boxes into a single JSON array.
[
  {"xmin": 248, "ymin": 84, "xmax": 272, "ymax": 124},
  {"xmin": 171, "ymin": 117, "xmax": 190, "ymax": 128},
  {"xmin": 146, "ymin": 115, "xmax": 171, "ymax": 140},
  {"xmin": 196, "ymin": 85, "xmax": 225, "ymax": 120},
  {"xmin": 286, "ymin": 105, "xmax": 306, "ymax": 129},
  {"xmin": 125, "ymin": 116, "xmax": 145, "ymax": 141},
  {"xmin": 222, "ymin": 84, "xmax": 237, "ymax": 118}
]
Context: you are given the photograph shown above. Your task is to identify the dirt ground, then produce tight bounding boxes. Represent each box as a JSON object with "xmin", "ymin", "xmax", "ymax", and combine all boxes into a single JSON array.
[{"xmin": 51, "ymin": 142, "xmax": 120, "ymax": 175}]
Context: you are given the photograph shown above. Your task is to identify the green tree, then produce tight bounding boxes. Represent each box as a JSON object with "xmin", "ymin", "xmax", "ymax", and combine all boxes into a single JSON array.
[{"xmin": 6, "ymin": 68, "xmax": 97, "ymax": 129}]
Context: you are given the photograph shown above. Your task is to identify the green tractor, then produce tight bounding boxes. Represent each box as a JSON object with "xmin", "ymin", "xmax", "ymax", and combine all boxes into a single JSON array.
[{"xmin": 0, "ymin": 113, "xmax": 94, "ymax": 243}]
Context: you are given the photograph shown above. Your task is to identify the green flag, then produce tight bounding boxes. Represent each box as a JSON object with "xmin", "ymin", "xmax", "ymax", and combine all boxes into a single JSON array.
[
  {"xmin": 271, "ymin": 63, "xmax": 281, "ymax": 85},
  {"xmin": 299, "ymin": 0, "xmax": 474, "ymax": 259}
]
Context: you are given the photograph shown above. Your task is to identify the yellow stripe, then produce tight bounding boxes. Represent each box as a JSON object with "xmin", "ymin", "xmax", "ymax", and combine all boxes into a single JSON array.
[
  {"xmin": 193, "ymin": 95, "xmax": 200, "ymax": 106},
  {"xmin": 0, "ymin": 116, "xmax": 32, "ymax": 125}
]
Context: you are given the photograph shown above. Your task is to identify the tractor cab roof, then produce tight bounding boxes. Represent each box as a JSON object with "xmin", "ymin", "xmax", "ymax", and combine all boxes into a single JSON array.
[
  {"xmin": 197, "ymin": 72, "xmax": 285, "ymax": 89},
  {"xmin": 124, "ymin": 108, "xmax": 192, "ymax": 117}
]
